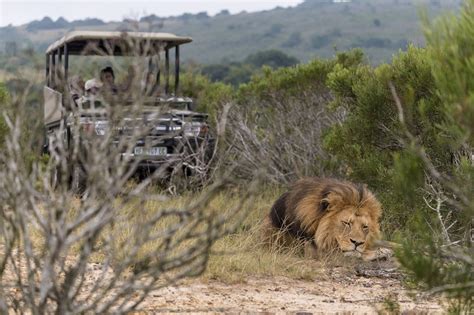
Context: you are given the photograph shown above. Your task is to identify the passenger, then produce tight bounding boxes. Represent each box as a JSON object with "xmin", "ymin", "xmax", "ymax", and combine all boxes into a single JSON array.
[
  {"xmin": 77, "ymin": 78, "xmax": 103, "ymax": 109},
  {"xmin": 84, "ymin": 78, "xmax": 102, "ymax": 96},
  {"xmin": 100, "ymin": 66, "xmax": 118, "ymax": 94}
]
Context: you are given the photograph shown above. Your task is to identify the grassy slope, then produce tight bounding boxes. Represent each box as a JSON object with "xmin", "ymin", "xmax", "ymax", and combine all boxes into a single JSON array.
[{"xmin": 0, "ymin": 0, "xmax": 460, "ymax": 65}]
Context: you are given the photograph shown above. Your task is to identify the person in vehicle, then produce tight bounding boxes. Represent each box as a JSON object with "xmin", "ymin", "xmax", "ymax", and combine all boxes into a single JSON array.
[
  {"xmin": 100, "ymin": 66, "xmax": 118, "ymax": 94},
  {"xmin": 84, "ymin": 78, "xmax": 102, "ymax": 96},
  {"xmin": 76, "ymin": 78, "xmax": 103, "ymax": 109}
]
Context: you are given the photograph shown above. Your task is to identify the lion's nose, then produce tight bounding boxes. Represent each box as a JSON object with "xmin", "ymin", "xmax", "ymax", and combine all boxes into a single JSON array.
[{"xmin": 350, "ymin": 239, "xmax": 364, "ymax": 248}]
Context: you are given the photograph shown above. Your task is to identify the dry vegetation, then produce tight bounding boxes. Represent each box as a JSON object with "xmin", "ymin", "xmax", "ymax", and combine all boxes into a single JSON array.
[
  {"xmin": 61, "ymin": 187, "xmax": 327, "ymax": 283},
  {"xmin": 3, "ymin": 10, "xmax": 473, "ymax": 309}
]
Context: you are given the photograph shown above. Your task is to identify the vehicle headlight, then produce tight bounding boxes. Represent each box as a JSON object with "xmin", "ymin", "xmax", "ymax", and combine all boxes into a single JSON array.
[
  {"xmin": 79, "ymin": 118, "xmax": 108, "ymax": 136},
  {"xmin": 183, "ymin": 122, "xmax": 202, "ymax": 137},
  {"xmin": 94, "ymin": 121, "xmax": 108, "ymax": 136}
]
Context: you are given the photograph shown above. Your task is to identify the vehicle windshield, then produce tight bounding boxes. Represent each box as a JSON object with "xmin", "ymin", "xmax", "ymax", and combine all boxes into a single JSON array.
[
  {"xmin": 74, "ymin": 97, "xmax": 191, "ymax": 112},
  {"xmin": 166, "ymin": 102, "xmax": 190, "ymax": 110},
  {"xmin": 68, "ymin": 53, "xmax": 173, "ymax": 103}
]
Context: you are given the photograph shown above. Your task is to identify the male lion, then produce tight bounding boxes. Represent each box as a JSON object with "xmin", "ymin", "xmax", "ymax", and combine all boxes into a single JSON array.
[{"xmin": 265, "ymin": 177, "xmax": 382, "ymax": 260}]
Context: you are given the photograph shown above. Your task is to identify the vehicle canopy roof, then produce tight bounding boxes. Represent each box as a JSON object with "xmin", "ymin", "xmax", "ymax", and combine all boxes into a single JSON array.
[{"xmin": 46, "ymin": 31, "xmax": 192, "ymax": 55}]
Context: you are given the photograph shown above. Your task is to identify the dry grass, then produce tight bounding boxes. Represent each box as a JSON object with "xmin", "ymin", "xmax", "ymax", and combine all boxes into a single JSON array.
[
  {"xmin": 27, "ymin": 184, "xmax": 356, "ymax": 285},
  {"xmin": 73, "ymin": 185, "xmax": 352, "ymax": 284}
]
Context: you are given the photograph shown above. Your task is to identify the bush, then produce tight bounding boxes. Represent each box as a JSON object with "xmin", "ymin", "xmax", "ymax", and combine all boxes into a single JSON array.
[
  {"xmin": 394, "ymin": 2, "xmax": 474, "ymax": 310},
  {"xmin": 323, "ymin": 0, "xmax": 473, "ymax": 310},
  {"xmin": 325, "ymin": 45, "xmax": 445, "ymax": 189},
  {"xmin": 325, "ymin": 45, "xmax": 457, "ymax": 237},
  {"xmin": 244, "ymin": 50, "xmax": 299, "ymax": 69},
  {"xmin": 180, "ymin": 71, "xmax": 234, "ymax": 121},
  {"xmin": 226, "ymin": 50, "xmax": 364, "ymax": 183},
  {"xmin": 201, "ymin": 64, "xmax": 231, "ymax": 82}
]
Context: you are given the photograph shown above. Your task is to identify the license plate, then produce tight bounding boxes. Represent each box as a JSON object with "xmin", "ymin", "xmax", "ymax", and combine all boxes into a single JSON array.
[{"xmin": 134, "ymin": 147, "xmax": 167, "ymax": 156}]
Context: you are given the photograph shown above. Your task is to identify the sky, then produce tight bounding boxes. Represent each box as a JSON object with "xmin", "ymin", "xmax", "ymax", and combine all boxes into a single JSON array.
[{"xmin": 0, "ymin": 0, "xmax": 305, "ymax": 26}]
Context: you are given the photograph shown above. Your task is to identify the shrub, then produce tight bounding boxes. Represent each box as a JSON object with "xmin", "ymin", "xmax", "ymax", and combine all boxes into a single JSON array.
[
  {"xmin": 325, "ymin": 45, "xmax": 445, "ymax": 188},
  {"xmin": 226, "ymin": 50, "xmax": 364, "ymax": 183},
  {"xmin": 180, "ymin": 71, "xmax": 234, "ymax": 122},
  {"xmin": 244, "ymin": 50, "xmax": 299, "ymax": 69},
  {"xmin": 394, "ymin": 2, "xmax": 474, "ymax": 311}
]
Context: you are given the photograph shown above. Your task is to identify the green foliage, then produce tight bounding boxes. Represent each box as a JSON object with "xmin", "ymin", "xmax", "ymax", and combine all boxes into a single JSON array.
[
  {"xmin": 392, "ymin": 150, "xmax": 424, "ymax": 204},
  {"xmin": 244, "ymin": 50, "xmax": 299, "ymax": 69},
  {"xmin": 223, "ymin": 63, "xmax": 255, "ymax": 86},
  {"xmin": 282, "ymin": 32, "xmax": 302, "ymax": 48},
  {"xmin": 397, "ymin": 232, "xmax": 474, "ymax": 312},
  {"xmin": 423, "ymin": 0, "xmax": 474, "ymax": 145},
  {"xmin": 237, "ymin": 49, "xmax": 364, "ymax": 102},
  {"xmin": 202, "ymin": 50, "xmax": 299, "ymax": 86},
  {"xmin": 310, "ymin": 34, "xmax": 331, "ymax": 49},
  {"xmin": 378, "ymin": 1, "xmax": 474, "ymax": 310},
  {"xmin": 380, "ymin": 294, "xmax": 401, "ymax": 315},
  {"xmin": 325, "ymin": 45, "xmax": 449, "ymax": 188},
  {"xmin": 180, "ymin": 72, "xmax": 234, "ymax": 121}
]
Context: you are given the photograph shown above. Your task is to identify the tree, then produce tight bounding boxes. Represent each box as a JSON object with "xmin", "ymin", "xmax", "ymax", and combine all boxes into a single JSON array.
[
  {"xmin": 244, "ymin": 50, "xmax": 299, "ymax": 69},
  {"xmin": 310, "ymin": 34, "xmax": 331, "ymax": 49},
  {"xmin": 202, "ymin": 64, "xmax": 231, "ymax": 82},
  {"xmin": 282, "ymin": 32, "xmax": 302, "ymax": 48}
]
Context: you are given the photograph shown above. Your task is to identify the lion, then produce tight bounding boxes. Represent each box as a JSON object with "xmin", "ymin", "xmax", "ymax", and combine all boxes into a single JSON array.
[{"xmin": 264, "ymin": 177, "xmax": 382, "ymax": 260}]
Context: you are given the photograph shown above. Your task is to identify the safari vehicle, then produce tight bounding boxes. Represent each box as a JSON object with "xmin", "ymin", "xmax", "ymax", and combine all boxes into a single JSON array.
[{"xmin": 43, "ymin": 31, "xmax": 212, "ymax": 185}]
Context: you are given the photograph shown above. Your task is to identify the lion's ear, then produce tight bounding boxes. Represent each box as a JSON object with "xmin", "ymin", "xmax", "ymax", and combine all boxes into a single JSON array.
[
  {"xmin": 320, "ymin": 187, "xmax": 333, "ymax": 212},
  {"xmin": 320, "ymin": 198, "xmax": 329, "ymax": 212},
  {"xmin": 320, "ymin": 190, "xmax": 344, "ymax": 212}
]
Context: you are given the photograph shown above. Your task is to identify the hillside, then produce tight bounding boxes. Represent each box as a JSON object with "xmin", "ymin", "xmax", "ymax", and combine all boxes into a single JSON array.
[{"xmin": 0, "ymin": 0, "xmax": 461, "ymax": 64}]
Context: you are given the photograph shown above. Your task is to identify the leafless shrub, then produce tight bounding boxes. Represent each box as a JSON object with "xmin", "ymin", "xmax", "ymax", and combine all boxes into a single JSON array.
[
  {"xmin": 224, "ymin": 88, "xmax": 344, "ymax": 184},
  {"xmin": 0, "ymin": 34, "xmax": 262, "ymax": 313}
]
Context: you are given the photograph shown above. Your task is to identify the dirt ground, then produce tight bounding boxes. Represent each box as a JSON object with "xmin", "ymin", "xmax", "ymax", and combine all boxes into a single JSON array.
[
  {"xmin": 137, "ymin": 260, "xmax": 443, "ymax": 314},
  {"xmin": 3, "ymin": 252, "xmax": 443, "ymax": 314}
]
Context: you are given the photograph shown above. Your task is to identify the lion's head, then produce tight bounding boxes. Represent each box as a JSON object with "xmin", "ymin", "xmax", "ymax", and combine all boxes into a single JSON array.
[
  {"xmin": 268, "ymin": 178, "xmax": 383, "ymax": 259},
  {"xmin": 312, "ymin": 183, "xmax": 382, "ymax": 255}
]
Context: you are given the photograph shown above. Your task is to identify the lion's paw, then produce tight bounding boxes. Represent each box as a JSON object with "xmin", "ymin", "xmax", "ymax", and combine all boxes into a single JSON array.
[
  {"xmin": 362, "ymin": 248, "xmax": 393, "ymax": 261},
  {"xmin": 343, "ymin": 251, "xmax": 362, "ymax": 258}
]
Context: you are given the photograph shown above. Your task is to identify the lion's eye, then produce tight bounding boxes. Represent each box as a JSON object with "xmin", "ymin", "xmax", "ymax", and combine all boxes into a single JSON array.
[
  {"xmin": 362, "ymin": 225, "xmax": 369, "ymax": 230},
  {"xmin": 342, "ymin": 221, "xmax": 351, "ymax": 227}
]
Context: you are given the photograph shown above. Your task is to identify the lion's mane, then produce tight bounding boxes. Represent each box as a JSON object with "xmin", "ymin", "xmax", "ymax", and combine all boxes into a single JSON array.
[{"xmin": 267, "ymin": 177, "xmax": 382, "ymax": 254}]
